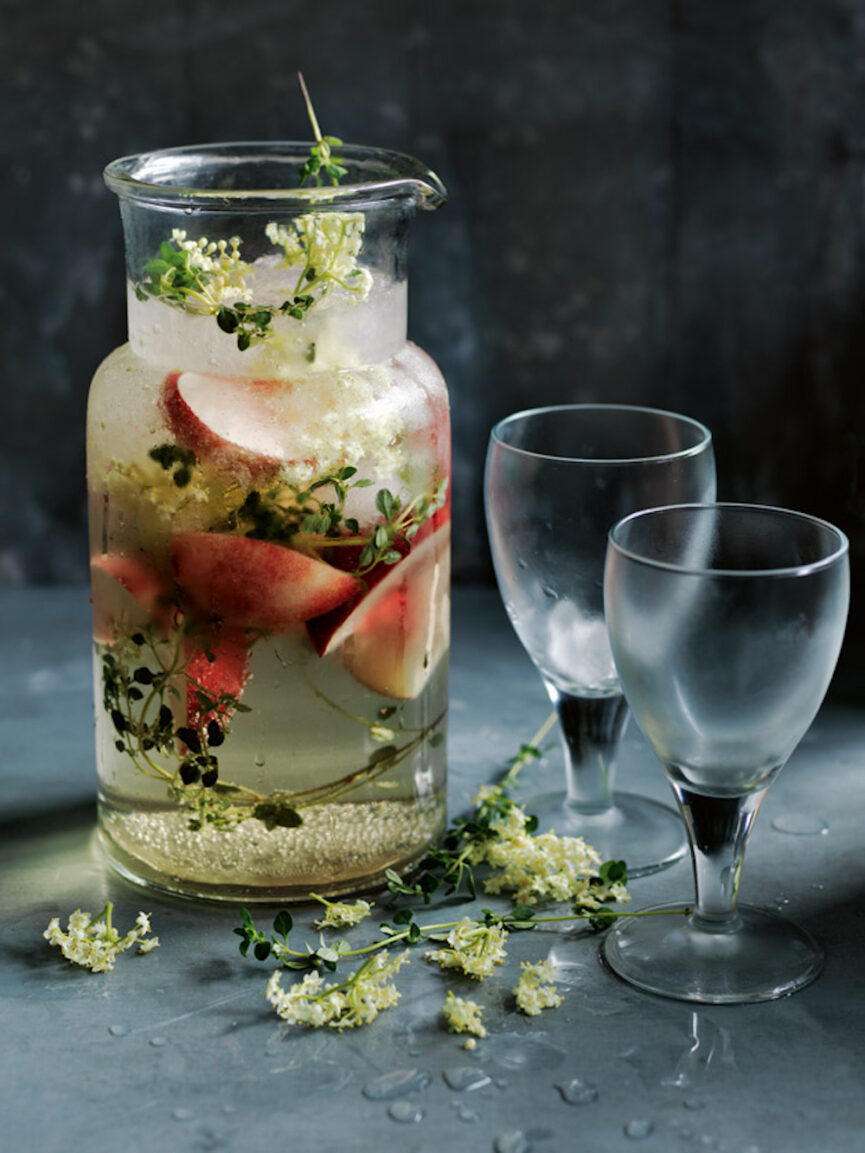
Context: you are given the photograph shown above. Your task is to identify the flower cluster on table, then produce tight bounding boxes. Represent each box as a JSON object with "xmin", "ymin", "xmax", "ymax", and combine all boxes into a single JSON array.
[{"xmin": 42, "ymin": 715, "xmax": 637, "ymax": 1044}]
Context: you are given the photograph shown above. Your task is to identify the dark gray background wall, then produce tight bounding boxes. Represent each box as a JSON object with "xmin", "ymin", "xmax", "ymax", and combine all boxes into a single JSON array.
[{"xmin": 3, "ymin": 0, "xmax": 865, "ymax": 690}]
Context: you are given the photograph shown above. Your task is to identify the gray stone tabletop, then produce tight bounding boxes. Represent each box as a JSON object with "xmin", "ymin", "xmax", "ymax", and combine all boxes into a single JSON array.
[{"xmin": 1, "ymin": 586, "xmax": 864, "ymax": 1153}]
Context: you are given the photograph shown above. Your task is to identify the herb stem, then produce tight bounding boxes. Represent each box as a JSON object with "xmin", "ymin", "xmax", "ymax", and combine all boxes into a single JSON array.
[
  {"xmin": 498, "ymin": 709, "xmax": 558, "ymax": 792},
  {"xmin": 297, "ymin": 71, "xmax": 324, "ymax": 147}
]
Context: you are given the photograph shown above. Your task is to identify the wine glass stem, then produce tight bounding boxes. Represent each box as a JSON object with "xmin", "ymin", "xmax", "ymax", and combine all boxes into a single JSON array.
[
  {"xmin": 552, "ymin": 692, "xmax": 629, "ymax": 814},
  {"xmin": 672, "ymin": 784, "xmax": 768, "ymax": 931}
]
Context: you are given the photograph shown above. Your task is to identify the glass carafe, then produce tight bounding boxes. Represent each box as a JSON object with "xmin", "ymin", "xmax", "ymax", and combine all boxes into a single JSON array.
[{"xmin": 87, "ymin": 143, "xmax": 450, "ymax": 902}]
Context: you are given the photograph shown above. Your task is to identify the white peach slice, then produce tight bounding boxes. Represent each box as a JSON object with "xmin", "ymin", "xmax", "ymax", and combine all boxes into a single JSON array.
[
  {"xmin": 184, "ymin": 625, "xmax": 251, "ymax": 728},
  {"xmin": 172, "ymin": 533, "xmax": 360, "ymax": 631},
  {"xmin": 160, "ymin": 371, "xmax": 288, "ymax": 474},
  {"xmin": 90, "ymin": 553, "xmax": 173, "ymax": 643},
  {"xmin": 322, "ymin": 523, "xmax": 450, "ymax": 700}
]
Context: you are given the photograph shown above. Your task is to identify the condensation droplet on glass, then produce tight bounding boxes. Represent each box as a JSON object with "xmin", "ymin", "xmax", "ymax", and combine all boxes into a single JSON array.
[
  {"xmin": 254, "ymin": 752, "xmax": 266, "ymax": 767},
  {"xmin": 362, "ymin": 1069, "xmax": 431, "ymax": 1100},
  {"xmin": 556, "ymin": 1078, "xmax": 599, "ymax": 1106},
  {"xmin": 624, "ymin": 1119, "xmax": 654, "ymax": 1140},
  {"xmin": 387, "ymin": 1100, "xmax": 424, "ymax": 1124},
  {"xmin": 494, "ymin": 1131, "xmax": 531, "ymax": 1153},
  {"xmin": 770, "ymin": 812, "xmax": 829, "ymax": 836},
  {"xmin": 442, "ymin": 1066, "xmax": 491, "ymax": 1091},
  {"xmin": 542, "ymin": 585, "xmax": 559, "ymax": 600},
  {"xmin": 108, "ymin": 1024, "xmax": 130, "ymax": 1037}
]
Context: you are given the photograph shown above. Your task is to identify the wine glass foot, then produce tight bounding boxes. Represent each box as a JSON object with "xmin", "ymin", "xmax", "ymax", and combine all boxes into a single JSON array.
[
  {"xmin": 519, "ymin": 789, "xmax": 687, "ymax": 878},
  {"xmin": 601, "ymin": 902, "xmax": 824, "ymax": 1004}
]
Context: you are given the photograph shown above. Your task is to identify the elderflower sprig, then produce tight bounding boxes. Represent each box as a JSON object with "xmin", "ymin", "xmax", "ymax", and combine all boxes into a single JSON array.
[
  {"xmin": 135, "ymin": 76, "xmax": 371, "ymax": 351},
  {"xmin": 513, "ymin": 959, "xmax": 564, "ymax": 1016},
  {"xmin": 43, "ymin": 903, "xmax": 159, "ymax": 973},
  {"xmin": 442, "ymin": 990, "xmax": 487, "ymax": 1041},
  {"xmin": 425, "ymin": 917, "xmax": 508, "ymax": 980},
  {"xmin": 264, "ymin": 214, "xmax": 373, "ymax": 309},
  {"xmin": 265, "ymin": 949, "xmax": 409, "ymax": 1029},
  {"xmin": 138, "ymin": 230, "xmax": 250, "ymax": 313},
  {"xmin": 234, "ymin": 721, "xmax": 690, "ymax": 1031},
  {"xmin": 311, "ymin": 893, "xmax": 374, "ymax": 929}
]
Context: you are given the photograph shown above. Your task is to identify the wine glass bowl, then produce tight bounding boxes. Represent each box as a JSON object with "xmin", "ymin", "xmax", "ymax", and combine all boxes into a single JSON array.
[
  {"xmin": 484, "ymin": 404, "xmax": 716, "ymax": 875},
  {"xmin": 602, "ymin": 503, "xmax": 850, "ymax": 1003}
]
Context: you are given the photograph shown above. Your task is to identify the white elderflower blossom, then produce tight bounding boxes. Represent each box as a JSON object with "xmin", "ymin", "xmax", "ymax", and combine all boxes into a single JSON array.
[
  {"xmin": 426, "ymin": 917, "xmax": 508, "ymax": 980},
  {"xmin": 43, "ymin": 903, "xmax": 159, "ymax": 973},
  {"xmin": 265, "ymin": 950, "xmax": 409, "ymax": 1030},
  {"xmin": 165, "ymin": 229, "xmax": 252, "ymax": 310},
  {"xmin": 483, "ymin": 826, "xmax": 604, "ymax": 905},
  {"xmin": 311, "ymin": 893, "xmax": 374, "ymax": 930},
  {"xmin": 441, "ymin": 990, "xmax": 487, "ymax": 1039},
  {"xmin": 465, "ymin": 785, "xmax": 630, "ymax": 909},
  {"xmin": 513, "ymin": 960, "xmax": 564, "ymax": 1016},
  {"xmin": 265, "ymin": 213, "xmax": 373, "ymax": 303}
]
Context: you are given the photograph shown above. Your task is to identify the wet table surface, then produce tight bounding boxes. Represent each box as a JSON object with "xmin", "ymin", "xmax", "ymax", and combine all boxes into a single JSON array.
[{"xmin": 1, "ymin": 585, "xmax": 864, "ymax": 1153}]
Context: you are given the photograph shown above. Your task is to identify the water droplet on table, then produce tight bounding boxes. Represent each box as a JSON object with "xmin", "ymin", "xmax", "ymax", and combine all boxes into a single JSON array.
[
  {"xmin": 443, "ymin": 1066, "xmax": 491, "ymax": 1091},
  {"xmin": 457, "ymin": 1106, "xmax": 480, "ymax": 1123},
  {"xmin": 387, "ymin": 1100, "xmax": 424, "ymax": 1124},
  {"xmin": 149, "ymin": 1036, "xmax": 168, "ymax": 1048},
  {"xmin": 108, "ymin": 1024, "xmax": 129, "ymax": 1037},
  {"xmin": 770, "ymin": 812, "xmax": 828, "ymax": 836},
  {"xmin": 624, "ymin": 1119, "xmax": 654, "ymax": 1139},
  {"xmin": 362, "ymin": 1069, "xmax": 431, "ymax": 1100},
  {"xmin": 556, "ymin": 1078, "xmax": 599, "ymax": 1106},
  {"xmin": 172, "ymin": 1107, "xmax": 195, "ymax": 1122},
  {"xmin": 494, "ymin": 1131, "xmax": 532, "ymax": 1153},
  {"xmin": 492, "ymin": 1038, "xmax": 565, "ymax": 1072}
]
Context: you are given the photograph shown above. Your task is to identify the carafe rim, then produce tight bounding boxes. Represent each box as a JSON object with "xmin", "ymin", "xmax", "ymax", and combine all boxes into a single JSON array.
[{"xmin": 104, "ymin": 141, "xmax": 447, "ymax": 212}]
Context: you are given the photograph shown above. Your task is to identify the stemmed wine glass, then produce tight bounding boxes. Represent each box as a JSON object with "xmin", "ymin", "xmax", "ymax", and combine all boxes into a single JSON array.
[
  {"xmin": 484, "ymin": 404, "xmax": 716, "ymax": 875},
  {"xmin": 602, "ymin": 503, "xmax": 849, "ymax": 1002}
]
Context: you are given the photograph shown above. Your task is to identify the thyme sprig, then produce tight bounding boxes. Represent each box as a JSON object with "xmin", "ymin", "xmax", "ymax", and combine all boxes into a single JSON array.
[
  {"xmin": 383, "ymin": 710, "xmax": 557, "ymax": 903},
  {"xmin": 234, "ymin": 874, "xmax": 656, "ymax": 977},
  {"xmin": 227, "ymin": 472, "xmax": 448, "ymax": 579},
  {"xmin": 101, "ymin": 626, "xmax": 257, "ymax": 826},
  {"xmin": 132, "ymin": 79, "xmax": 366, "ymax": 350},
  {"xmin": 297, "ymin": 71, "xmax": 348, "ymax": 187},
  {"xmin": 101, "ymin": 626, "xmax": 444, "ymax": 831}
]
